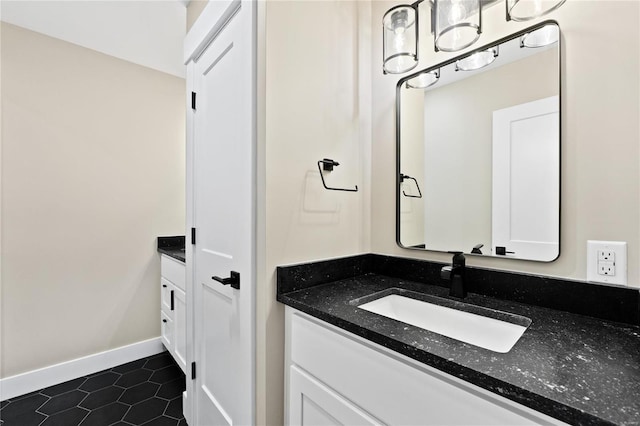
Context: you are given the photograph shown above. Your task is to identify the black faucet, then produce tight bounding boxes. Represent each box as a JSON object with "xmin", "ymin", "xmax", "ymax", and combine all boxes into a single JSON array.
[{"xmin": 441, "ymin": 251, "xmax": 467, "ymax": 299}]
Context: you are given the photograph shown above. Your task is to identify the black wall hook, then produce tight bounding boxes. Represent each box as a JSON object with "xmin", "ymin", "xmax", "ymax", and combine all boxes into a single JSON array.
[
  {"xmin": 400, "ymin": 174, "xmax": 422, "ymax": 198},
  {"xmin": 317, "ymin": 159, "xmax": 358, "ymax": 192}
]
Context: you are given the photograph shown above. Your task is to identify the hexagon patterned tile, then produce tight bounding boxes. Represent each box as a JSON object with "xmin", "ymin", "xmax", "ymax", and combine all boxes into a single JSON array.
[{"xmin": 0, "ymin": 352, "xmax": 186, "ymax": 426}]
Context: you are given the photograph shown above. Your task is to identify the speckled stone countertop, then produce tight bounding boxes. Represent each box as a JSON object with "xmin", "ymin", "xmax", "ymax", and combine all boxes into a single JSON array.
[
  {"xmin": 157, "ymin": 236, "xmax": 185, "ymax": 263},
  {"xmin": 277, "ymin": 255, "xmax": 640, "ymax": 425}
]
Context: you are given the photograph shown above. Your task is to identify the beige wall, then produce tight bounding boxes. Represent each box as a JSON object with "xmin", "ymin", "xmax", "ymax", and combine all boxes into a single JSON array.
[
  {"xmin": 0, "ymin": 23, "xmax": 186, "ymax": 377},
  {"xmin": 187, "ymin": 0, "xmax": 208, "ymax": 32},
  {"xmin": 373, "ymin": 0, "xmax": 640, "ymax": 287},
  {"xmin": 258, "ymin": 1, "xmax": 371, "ymax": 424}
]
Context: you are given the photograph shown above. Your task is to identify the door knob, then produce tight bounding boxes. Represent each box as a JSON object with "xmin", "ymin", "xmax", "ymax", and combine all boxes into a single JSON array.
[{"xmin": 212, "ymin": 271, "xmax": 240, "ymax": 290}]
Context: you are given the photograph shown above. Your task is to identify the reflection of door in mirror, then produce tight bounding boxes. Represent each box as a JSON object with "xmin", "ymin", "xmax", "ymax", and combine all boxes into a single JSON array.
[
  {"xmin": 397, "ymin": 22, "xmax": 560, "ymax": 262},
  {"xmin": 492, "ymin": 96, "xmax": 559, "ymax": 261}
]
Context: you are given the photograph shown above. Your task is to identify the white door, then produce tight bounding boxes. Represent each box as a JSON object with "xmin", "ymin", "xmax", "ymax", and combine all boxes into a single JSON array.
[
  {"xmin": 188, "ymin": 1, "xmax": 255, "ymax": 425},
  {"xmin": 492, "ymin": 96, "xmax": 559, "ymax": 261}
]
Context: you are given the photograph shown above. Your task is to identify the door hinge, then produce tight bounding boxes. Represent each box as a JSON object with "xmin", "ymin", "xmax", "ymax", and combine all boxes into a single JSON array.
[
  {"xmin": 191, "ymin": 227, "xmax": 196, "ymax": 245},
  {"xmin": 191, "ymin": 92, "xmax": 196, "ymax": 110},
  {"xmin": 191, "ymin": 362, "xmax": 196, "ymax": 380}
]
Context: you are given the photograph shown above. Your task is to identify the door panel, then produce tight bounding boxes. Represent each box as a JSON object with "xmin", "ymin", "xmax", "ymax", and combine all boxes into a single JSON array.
[
  {"xmin": 201, "ymin": 281, "xmax": 234, "ymax": 424},
  {"xmin": 492, "ymin": 96, "xmax": 559, "ymax": 261}
]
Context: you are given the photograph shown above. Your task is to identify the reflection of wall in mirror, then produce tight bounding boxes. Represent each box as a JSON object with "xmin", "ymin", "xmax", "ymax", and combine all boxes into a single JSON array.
[
  {"xmin": 400, "ymin": 85, "xmax": 425, "ymax": 248},
  {"xmin": 422, "ymin": 48, "xmax": 558, "ymax": 255}
]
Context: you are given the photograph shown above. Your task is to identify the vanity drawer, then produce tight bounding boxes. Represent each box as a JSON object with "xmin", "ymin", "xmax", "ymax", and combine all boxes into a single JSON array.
[{"xmin": 161, "ymin": 254, "xmax": 185, "ymax": 291}]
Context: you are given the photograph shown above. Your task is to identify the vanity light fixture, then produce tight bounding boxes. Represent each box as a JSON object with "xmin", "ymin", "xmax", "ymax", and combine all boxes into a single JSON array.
[
  {"xmin": 406, "ymin": 69, "xmax": 440, "ymax": 89},
  {"xmin": 520, "ymin": 23, "xmax": 559, "ymax": 48},
  {"xmin": 455, "ymin": 46, "xmax": 498, "ymax": 71},
  {"xmin": 383, "ymin": 4, "xmax": 420, "ymax": 74},
  {"xmin": 382, "ymin": 0, "xmax": 566, "ymax": 75},
  {"xmin": 506, "ymin": 0, "xmax": 566, "ymax": 22},
  {"xmin": 383, "ymin": 0, "xmax": 482, "ymax": 73},
  {"xmin": 434, "ymin": 0, "xmax": 482, "ymax": 52}
]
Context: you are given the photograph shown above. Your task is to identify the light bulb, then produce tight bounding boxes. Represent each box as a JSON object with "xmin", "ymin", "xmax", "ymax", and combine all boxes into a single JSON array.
[
  {"xmin": 448, "ymin": 0, "xmax": 468, "ymax": 25},
  {"xmin": 391, "ymin": 9, "xmax": 409, "ymax": 34},
  {"xmin": 394, "ymin": 33, "xmax": 406, "ymax": 50}
]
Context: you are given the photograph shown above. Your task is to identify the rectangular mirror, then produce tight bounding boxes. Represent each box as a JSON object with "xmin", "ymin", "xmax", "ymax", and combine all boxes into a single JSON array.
[{"xmin": 396, "ymin": 21, "xmax": 560, "ymax": 262}]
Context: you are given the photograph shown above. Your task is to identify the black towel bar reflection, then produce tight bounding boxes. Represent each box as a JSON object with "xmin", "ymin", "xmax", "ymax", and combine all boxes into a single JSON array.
[
  {"xmin": 317, "ymin": 159, "xmax": 358, "ymax": 192},
  {"xmin": 400, "ymin": 174, "xmax": 422, "ymax": 198}
]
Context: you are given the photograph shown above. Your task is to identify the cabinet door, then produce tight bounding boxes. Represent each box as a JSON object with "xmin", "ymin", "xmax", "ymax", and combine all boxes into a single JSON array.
[
  {"xmin": 161, "ymin": 312, "xmax": 174, "ymax": 351},
  {"xmin": 173, "ymin": 287, "xmax": 187, "ymax": 374},
  {"xmin": 289, "ymin": 366, "xmax": 381, "ymax": 426}
]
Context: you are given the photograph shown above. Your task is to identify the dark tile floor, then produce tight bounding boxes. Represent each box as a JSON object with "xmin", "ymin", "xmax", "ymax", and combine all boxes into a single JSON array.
[{"xmin": 0, "ymin": 351, "xmax": 187, "ymax": 426}]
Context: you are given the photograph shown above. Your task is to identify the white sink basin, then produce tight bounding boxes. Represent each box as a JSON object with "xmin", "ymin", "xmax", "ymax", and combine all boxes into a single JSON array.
[{"xmin": 358, "ymin": 294, "xmax": 528, "ymax": 353}]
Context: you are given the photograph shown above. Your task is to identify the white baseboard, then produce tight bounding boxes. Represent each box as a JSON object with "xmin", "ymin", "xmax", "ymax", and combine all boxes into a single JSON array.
[{"xmin": 0, "ymin": 337, "xmax": 165, "ymax": 401}]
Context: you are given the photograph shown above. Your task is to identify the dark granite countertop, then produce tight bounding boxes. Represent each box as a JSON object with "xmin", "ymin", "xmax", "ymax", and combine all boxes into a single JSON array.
[
  {"xmin": 157, "ymin": 236, "xmax": 185, "ymax": 263},
  {"xmin": 277, "ymin": 255, "xmax": 640, "ymax": 425}
]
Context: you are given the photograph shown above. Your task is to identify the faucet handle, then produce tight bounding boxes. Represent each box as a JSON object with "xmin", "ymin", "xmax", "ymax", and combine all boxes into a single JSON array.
[
  {"xmin": 441, "ymin": 265, "xmax": 453, "ymax": 280},
  {"xmin": 447, "ymin": 251, "xmax": 465, "ymax": 267}
]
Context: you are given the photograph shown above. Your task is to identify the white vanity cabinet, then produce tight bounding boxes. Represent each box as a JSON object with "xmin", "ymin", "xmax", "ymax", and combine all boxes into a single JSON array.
[
  {"xmin": 285, "ymin": 307, "xmax": 566, "ymax": 426},
  {"xmin": 160, "ymin": 254, "xmax": 187, "ymax": 374}
]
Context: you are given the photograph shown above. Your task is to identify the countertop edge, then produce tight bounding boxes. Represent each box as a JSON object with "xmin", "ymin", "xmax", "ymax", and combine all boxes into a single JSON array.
[{"xmin": 158, "ymin": 248, "xmax": 185, "ymax": 263}]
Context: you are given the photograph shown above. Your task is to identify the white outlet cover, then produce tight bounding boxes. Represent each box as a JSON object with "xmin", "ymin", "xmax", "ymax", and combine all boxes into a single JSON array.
[{"xmin": 587, "ymin": 240, "xmax": 628, "ymax": 286}]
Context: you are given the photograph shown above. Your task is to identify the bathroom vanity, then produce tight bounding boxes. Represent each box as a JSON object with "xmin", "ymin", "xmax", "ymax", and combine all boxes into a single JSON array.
[
  {"xmin": 157, "ymin": 236, "xmax": 190, "ymax": 423},
  {"xmin": 286, "ymin": 309, "xmax": 560, "ymax": 425},
  {"xmin": 157, "ymin": 236, "xmax": 187, "ymax": 374},
  {"xmin": 277, "ymin": 254, "xmax": 640, "ymax": 425}
]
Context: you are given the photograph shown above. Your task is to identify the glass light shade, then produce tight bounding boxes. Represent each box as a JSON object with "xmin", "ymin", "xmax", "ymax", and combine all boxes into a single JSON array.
[
  {"xmin": 520, "ymin": 24, "xmax": 559, "ymax": 48},
  {"xmin": 434, "ymin": 0, "xmax": 481, "ymax": 52},
  {"xmin": 383, "ymin": 5, "xmax": 419, "ymax": 74},
  {"xmin": 455, "ymin": 46, "xmax": 498, "ymax": 71},
  {"xmin": 506, "ymin": 0, "xmax": 566, "ymax": 21},
  {"xmin": 406, "ymin": 69, "xmax": 440, "ymax": 89}
]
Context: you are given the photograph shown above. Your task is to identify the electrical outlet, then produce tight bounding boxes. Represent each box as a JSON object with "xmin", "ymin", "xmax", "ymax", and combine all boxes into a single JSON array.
[
  {"xmin": 587, "ymin": 241, "xmax": 627, "ymax": 285},
  {"xmin": 598, "ymin": 261, "xmax": 615, "ymax": 276},
  {"xmin": 598, "ymin": 250, "xmax": 615, "ymax": 262}
]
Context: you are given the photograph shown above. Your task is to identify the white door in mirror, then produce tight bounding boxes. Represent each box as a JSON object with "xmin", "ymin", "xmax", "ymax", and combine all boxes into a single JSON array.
[
  {"xmin": 492, "ymin": 96, "xmax": 560, "ymax": 261},
  {"xmin": 587, "ymin": 240, "xmax": 628, "ymax": 286}
]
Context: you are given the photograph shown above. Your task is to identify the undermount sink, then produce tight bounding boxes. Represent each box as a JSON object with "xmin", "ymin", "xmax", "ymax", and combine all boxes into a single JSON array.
[{"xmin": 358, "ymin": 293, "xmax": 530, "ymax": 353}]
